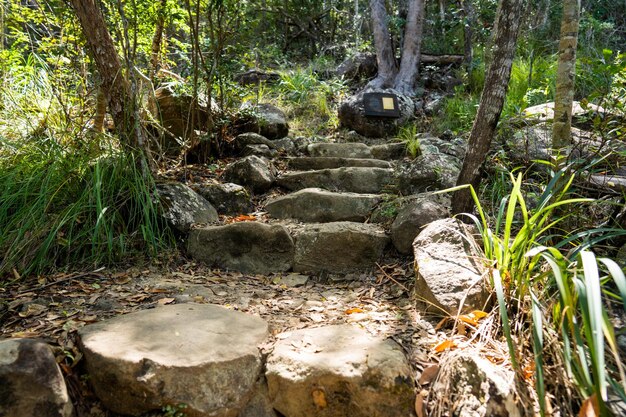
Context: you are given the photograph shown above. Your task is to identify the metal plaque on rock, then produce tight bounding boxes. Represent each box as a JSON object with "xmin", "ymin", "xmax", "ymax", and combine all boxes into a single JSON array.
[{"xmin": 363, "ymin": 93, "xmax": 401, "ymax": 118}]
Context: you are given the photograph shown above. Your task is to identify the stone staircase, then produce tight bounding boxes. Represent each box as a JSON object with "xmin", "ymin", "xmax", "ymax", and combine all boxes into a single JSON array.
[{"xmin": 186, "ymin": 139, "xmax": 408, "ymax": 275}]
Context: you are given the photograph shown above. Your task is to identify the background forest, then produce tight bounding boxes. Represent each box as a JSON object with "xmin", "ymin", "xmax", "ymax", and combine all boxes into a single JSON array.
[{"xmin": 1, "ymin": 0, "xmax": 626, "ymax": 416}]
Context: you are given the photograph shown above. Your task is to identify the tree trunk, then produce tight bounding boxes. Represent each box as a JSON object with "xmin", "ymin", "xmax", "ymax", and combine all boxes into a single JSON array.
[
  {"xmin": 367, "ymin": 0, "xmax": 397, "ymax": 88},
  {"xmin": 552, "ymin": 0, "xmax": 580, "ymax": 152},
  {"xmin": 394, "ymin": 0, "xmax": 426, "ymax": 94},
  {"xmin": 460, "ymin": 0, "xmax": 475, "ymax": 72},
  {"xmin": 69, "ymin": 0, "xmax": 135, "ymax": 146},
  {"xmin": 149, "ymin": 0, "xmax": 168, "ymax": 81},
  {"xmin": 452, "ymin": 0, "xmax": 525, "ymax": 215},
  {"xmin": 93, "ymin": 85, "xmax": 107, "ymax": 133}
]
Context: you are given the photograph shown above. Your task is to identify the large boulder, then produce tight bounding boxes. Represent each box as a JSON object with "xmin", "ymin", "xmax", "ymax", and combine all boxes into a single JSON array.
[
  {"xmin": 187, "ymin": 222, "xmax": 295, "ymax": 273},
  {"xmin": 0, "ymin": 338, "xmax": 74, "ymax": 417},
  {"xmin": 277, "ymin": 167, "xmax": 394, "ymax": 194},
  {"xmin": 293, "ymin": 222, "xmax": 389, "ymax": 273},
  {"xmin": 338, "ymin": 88, "xmax": 415, "ymax": 138},
  {"xmin": 265, "ymin": 188, "xmax": 382, "ymax": 223},
  {"xmin": 391, "ymin": 195, "xmax": 449, "ymax": 254},
  {"xmin": 306, "ymin": 142, "xmax": 406, "ymax": 160},
  {"xmin": 240, "ymin": 103, "xmax": 289, "ymax": 139},
  {"xmin": 336, "ymin": 52, "xmax": 378, "ymax": 83},
  {"xmin": 287, "ymin": 157, "xmax": 392, "ymax": 170},
  {"xmin": 233, "ymin": 132, "xmax": 277, "ymax": 152},
  {"xmin": 522, "ymin": 101, "xmax": 606, "ymax": 127},
  {"xmin": 223, "ymin": 155, "xmax": 275, "ymax": 194},
  {"xmin": 413, "ymin": 218, "xmax": 488, "ymax": 314},
  {"xmin": 156, "ymin": 182, "xmax": 219, "ymax": 233},
  {"xmin": 78, "ymin": 304, "xmax": 269, "ymax": 417},
  {"xmin": 192, "ymin": 182, "xmax": 253, "ymax": 216},
  {"xmin": 235, "ymin": 69, "xmax": 280, "ymax": 86},
  {"xmin": 397, "ymin": 153, "xmax": 461, "ymax": 194},
  {"xmin": 432, "ymin": 350, "xmax": 525, "ymax": 417},
  {"xmin": 266, "ymin": 324, "xmax": 414, "ymax": 417}
]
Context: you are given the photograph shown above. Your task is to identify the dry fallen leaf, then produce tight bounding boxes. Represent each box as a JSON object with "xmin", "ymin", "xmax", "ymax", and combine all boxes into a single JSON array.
[
  {"xmin": 312, "ymin": 389, "xmax": 327, "ymax": 409},
  {"xmin": 345, "ymin": 307, "xmax": 364, "ymax": 315},
  {"xmin": 157, "ymin": 297, "xmax": 175, "ymax": 305},
  {"xmin": 433, "ymin": 339, "xmax": 457, "ymax": 352},
  {"xmin": 458, "ymin": 315, "xmax": 479, "ymax": 326},
  {"xmin": 579, "ymin": 394, "xmax": 599, "ymax": 417},
  {"xmin": 418, "ymin": 365, "xmax": 440, "ymax": 385},
  {"xmin": 415, "ymin": 389, "xmax": 427, "ymax": 417},
  {"xmin": 233, "ymin": 214, "xmax": 256, "ymax": 222}
]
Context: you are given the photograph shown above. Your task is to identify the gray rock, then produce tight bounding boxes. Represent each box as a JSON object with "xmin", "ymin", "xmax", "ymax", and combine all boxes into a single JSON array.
[
  {"xmin": 419, "ymin": 135, "xmax": 468, "ymax": 160},
  {"xmin": 397, "ymin": 153, "xmax": 461, "ymax": 194},
  {"xmin": 391, "ymin": 196, "xmax": 449, "ymax": 254},
  {"xmin": 78, "ymin": 304, "xmax": 269, "ymax": 417},
  {"xmin": 0, "ymin": 338, "xmax": 74, "ymax": 417},
  {"xmin": 274, "ymin": 273, "xmax": 309, "ymax": 288},
  {"xmin": 294, "ymin": 222, "xmax": 389, "ymax": 273},
  {"xmin": 336, "ymin": 52, "xmax": 378, "ymax": 82},
  {"xmin": 233, "ymin": 132, "xmax": 276, "ymax": 151},
  {"xmin": 413, "ymin": 218, "xmax": 488, "ymax": 314},
  {"xmin": 188, "ymin": 222, "xmax": 294, "ymax": 273},
  {"xmin": 241, "ymin": 103, "xmax": 289, "ymax": 139},
  {"xmin": 223, "ymin": 155, "xmax": 275, "ymax": 193},
  {"xmin": 370, "ymin": 142, "xmax": 407, "ymax": 159},
  {"xmin": 307, "ymin": 142, "xmax": 373, "ymax": 158},
  {"xmin": 278, "ymin": 167, "xmax": 394, "ymax": 194},
  {"xmin": 338, "ymin": 88, "xmax": 415, "ymax": 138},
  {"xmin": 243, "ymin": 144, "xmax": 277, "ymax": 158},
  {"xmin": 287, "ymin": 157, "xmax": 392, "ymax": 170},
  {"xmin": 523, "ymin": 101, "xmax": 606, "ymax": 126},
  {"xmin": 192, "ymin": 182, "xmax": 253, "ymax": 215},
  {"xmin": 156, "ymin": 182, "xmax": 219, "ymax": 232},
  {"xmin": 272, "ymin": 137, "xmax": 296, "ymax": 154},
  {"xmin": 266, "ymin": 188, "xmax": 382, "ymax": 223},
  {"xmin": 433, "ymin": 350, "xmax": 523, "ymax": 417},
  {"xmin": 235, "ymin": 69, "xmax": 280, "ymax": 86},
  {"xmin": 239, "ymin": 380, "xmax": 278, "ymax": 417},
  {"xmin": 266, "ymin": 325, "xmax": 414, "ymax": 417}
]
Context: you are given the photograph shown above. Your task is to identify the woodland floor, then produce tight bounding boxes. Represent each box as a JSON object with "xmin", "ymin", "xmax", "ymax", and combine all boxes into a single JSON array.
[{"xmin": 0, "ymin": 252, "xmax": 450, "ymax": 416}]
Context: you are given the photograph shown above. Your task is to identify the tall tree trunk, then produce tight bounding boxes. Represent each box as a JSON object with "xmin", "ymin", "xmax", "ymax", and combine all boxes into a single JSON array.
[
  {"xmin": 394, "ymin": 0, "xmax": 426, "ymax": 94},
  {"xmin": 367, "ymin": 0, "xmax": 397, "ymax": 88},
  {"xmin": 460, "ymin": 0, "xmax": 475, "ymax": 72},
  {"xmin": 452, "ymin": 0, "xmax": 525, "ymax": 215},
  {"xmin": 0, "ymin": 0, "xmax": 5, "ymax": 51},
  {"xmin": 69, "ymin": 0, "xmax": 135, "ymax": 146},
  {"xmin": 149, "ymin": 0, "xmax": 168, "ymax": 81},
  {"xmin": 552, "ymin": 0, "xmax": 580, "ymax": 152}
]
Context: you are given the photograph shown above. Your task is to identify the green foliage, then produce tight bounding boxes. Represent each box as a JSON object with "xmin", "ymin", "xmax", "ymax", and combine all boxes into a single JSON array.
[
  {"xmin": 162, "ymin": 403, "xmax": 188, "ymax": 417},
  {"xmin": 441, "ymin": 168, "xmax": 626, "ymax": 415},
  {"xmin": 397, "ymin": 124, "xmax": 420, "ymax": 159}
]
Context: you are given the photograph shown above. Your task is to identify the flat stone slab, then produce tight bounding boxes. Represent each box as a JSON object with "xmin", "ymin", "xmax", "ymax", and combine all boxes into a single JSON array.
[
  {"xmin": 0, "ymin": 338, "xmax": 74, "ymax": 417},
  {"xmin": 78, "ymin": 304, "xmax": 269, "ymax": 417},
  {"xmin": 287, "ymin": 157, "xmax": 392, "ymax": 170},
  {"xmin": 293, "ymin": 222, "xmax": 389, "ymax": 273},
  {"xmin": 277, "ymin": 167, "xmax": 394, "ymax": 194},
  {"xmin": 306, "ymin": 142, "xmax": 405, "ymax": 160},
  {"xmin": 266, "ymin": 325, "xmax": 414, "ymax": 417},
  {"xmin": 265, "ymin": 188, "xmax": 382, "ymax": 223},
  {"xmin": 188, "ymin": 222, "xmax": 295, "ymax": 273},
  {"xmin": 413, "ymin": 218, "xmax": 488, "ymax": 314}
]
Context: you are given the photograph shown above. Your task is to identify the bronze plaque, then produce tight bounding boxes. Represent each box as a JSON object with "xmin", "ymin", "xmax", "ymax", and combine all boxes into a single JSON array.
[{"xmin": 363, "ymin": 93, "xmax": 401, "ymax": 118}]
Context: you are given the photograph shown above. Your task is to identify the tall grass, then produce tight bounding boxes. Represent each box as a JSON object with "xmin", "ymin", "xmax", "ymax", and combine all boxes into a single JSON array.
[{"xmin": 441, "ymin": 168, "xmax": 626, "ymax": 415}]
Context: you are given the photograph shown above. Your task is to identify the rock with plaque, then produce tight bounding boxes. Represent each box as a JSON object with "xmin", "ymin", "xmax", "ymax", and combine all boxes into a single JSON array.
[{"xmin": 363, "ymin": 93, "xmax": 401, "ymax": 118}]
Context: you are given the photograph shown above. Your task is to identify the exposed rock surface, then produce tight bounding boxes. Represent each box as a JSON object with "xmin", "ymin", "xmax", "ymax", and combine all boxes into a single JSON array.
[
  {"xmin": 156, "ymin": 182, "xmax": 218, "ymax": 232},
  {"xmin": 78, "ymin": 304, "xmax": 269, "ymax": 417},
  {"xmin": 397, "ymin": 152, "xmax": 461, "ymax": 194},
  {"xmin": 293, "ymin": 222, "xmax": 389, "ymax": 273},
  {"xmin": 241, "ymin": 103, "xmax": 289, "ymax": 139},
  {"xmin": 287, "ymin": 157, "xmax": 392, "ymax": 170},
  {"xmin": 433, "ymin": 350, "xmax": 523, "ymax": 417},
  {"xmin": 266, "ymin": 324, "xmax": 414, "ymax": 417},
  {"xmin": 306, "ymin": 142, "xmax": 405, "ymax": 159},
  {"xmin": 233, "ymin": 132, "xmax": 277, "ymax": 152},
  {"xmin": 235, "ymin": 69, "xmax": 281, "ymax": 86},
  {"xmin": 336, "ymin": 52, "xmax": 378, "ymax": 83},
  {"xmin": 413, "ymin": 218, "xmax": 487, "ymax": 314},
  {"xmin": 278, "ymin": 167, "xmax": 394, "ymax": 194},
  {"xmin": 0, "ymin": 338, "xmax": 74, "ymax": 417},
  {"xmin": 223, "ymin": 155, "xmax": 275, "ymax": 193},
  {"xmin": 188, "ymin": 222, "xmax": 295, "ymax": 273},
  {"xmin": 266, "ymin": 188, "xmax": 382, "ymax": 223},
  {"xmin": 243, "ymin": 144, "xmax": 277, "ymax": 158},
  {"xmin": 522, "ymin": 101, "xmax": 606, "ymax": 126},
  {"xmin": 192, "ymin": 182, "xmax": 253, "ymax": 215},
  {"xmin": 338, "ymin": 88, "xmax": 415, "ymax": 137},
  {"xmin": 391, "ymin": 195, "xmax": 449, "ymax": 254}
]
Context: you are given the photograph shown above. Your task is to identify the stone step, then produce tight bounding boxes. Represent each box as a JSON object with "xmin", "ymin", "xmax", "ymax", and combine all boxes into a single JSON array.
[
  {"xmin": 187, "ymin": 221, "xmax": 389, "ymax": 275},
  {"xmin": 306, "ymin": 142, "xmax": 406, "ymax": 160},
  {"xmin": 277, "ymin": 167, "xmax": 395, "ymax": 194},
  {"xmin": 265, "ymin": 188, "xmax": 382, "ymax": 223},
  {"xmin": 287, "ymin": 156, "xmax": 392, "ymax": 170}
]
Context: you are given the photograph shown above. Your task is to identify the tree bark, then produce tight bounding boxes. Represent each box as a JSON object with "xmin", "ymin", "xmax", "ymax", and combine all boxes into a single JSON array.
[
  {"xmin": 452, "ymin": 0, "xmax": 525, "ymax": 215},
  {"xmin": 367, "ymin": 0, "xmax": 397, "ymax": 88},
  {"xmin": 552, "ymin": 0, "xmax": 580, "ymax": 152},
  {"xmin": 460, "ymin": 0, "xmax": 476, "ymax": 72},
  {"xmin": 394, "ymin": 0, "xmax": 426, "ymax": 94},
  {"xmin": 70, "ymin": 0, "xmax": 136, "ymax": 146},
  {"xmin": 149, "ymin": 0, "xmax": 168, "ymax": 81}
]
